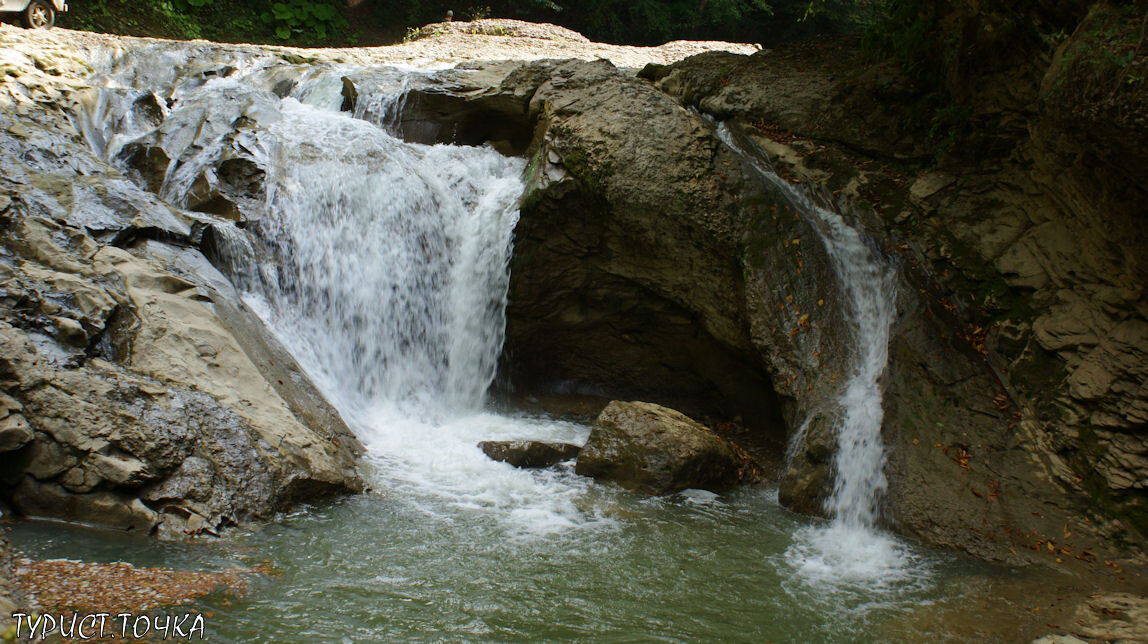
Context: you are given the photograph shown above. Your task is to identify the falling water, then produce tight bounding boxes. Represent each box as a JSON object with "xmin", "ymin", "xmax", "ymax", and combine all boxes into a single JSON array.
[
  {"xmin": 716, "ymin": 124, "xmax": 922, "ymax": 589},
  {"xmin": 76, "ymin": 48, "xmax": 606, "ymax": 534},
  {"xmin": 247, "ymin": 101, "xmax": 523, "ymax": 416}
]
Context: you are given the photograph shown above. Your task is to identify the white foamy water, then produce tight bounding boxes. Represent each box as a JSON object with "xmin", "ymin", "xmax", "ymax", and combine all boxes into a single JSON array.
[
  {"xmin": 238, "ymin": 84, "xmax": 609, "ymax": 537},
  {"xmin": 717, "ymin": 124, "xmax": 920, "ymax": 588},
  {"xmin": 79, "ymin": 49, "xmax": 613, "ymax": 537}
]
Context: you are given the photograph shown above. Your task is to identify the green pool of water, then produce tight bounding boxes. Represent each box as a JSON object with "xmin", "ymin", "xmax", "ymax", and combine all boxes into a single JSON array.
[{"xmin": 6, "ymin": 471, "xmax": 1011, "ymax": 643}]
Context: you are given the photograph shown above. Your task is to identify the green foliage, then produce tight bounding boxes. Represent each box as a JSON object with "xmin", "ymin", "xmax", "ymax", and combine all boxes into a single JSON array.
[
  {"xmin": 73, "ymin": 0, "xmax": 865, "ymax": 49},
  {"xmin": 563, "ymin": 0, "xmax": 774, "ymax": 45},
  {"xmin": 261, "ymin": 0, "xmax": 346, "ymax": 41},
  {"xmin": 464, "ymin": 4, "xmax": 493, "ymax": 21},
  {"xmin": 855, "ymin": 0, "xmax": 978, "ymax": 160},
  {"xmin": 366, "ymin": 0, "xmax": 837, "ymax": 46},
  {"xmin": 860, "ymin": 0, "xmax": 940, "ymax": 81},
  {"xmin": 802, "ymin": 0, "xmax": 885, "ymax": 29}
]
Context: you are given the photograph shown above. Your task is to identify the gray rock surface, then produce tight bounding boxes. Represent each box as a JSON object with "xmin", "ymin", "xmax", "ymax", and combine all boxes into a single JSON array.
[
  {"xmin": 0, "ymin": 393, "xmax": 32, "ymax": 453},
  {"xmin": 1071, "ymin": 593, "xmax": 1148, "ymax": 642},
  {"xmin": 478, "ymin": 440, "xmax": 580, "ymax": 468},
  {"xmin": 575, "ymin": 401, "xmax": 755, "ymax": 495},
  {"xmin": 0, "ymin": 26, "xmax": 365, "ymax": 538}
]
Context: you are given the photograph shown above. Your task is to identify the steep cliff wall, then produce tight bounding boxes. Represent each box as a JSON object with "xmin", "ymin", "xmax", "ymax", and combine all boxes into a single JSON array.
[{"xmin": 644, "ymin": 1, "xmax": 1148, "ymax": 567}]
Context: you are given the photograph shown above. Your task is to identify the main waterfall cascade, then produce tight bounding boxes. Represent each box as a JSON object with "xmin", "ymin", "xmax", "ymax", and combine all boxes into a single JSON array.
[
  {"xmin": 80, "ymin": 49, "xmax": 601, "ymax": 532},
  {"xmin": 41, "ymin": 45, "xmax": 963, "ymax": 640}
]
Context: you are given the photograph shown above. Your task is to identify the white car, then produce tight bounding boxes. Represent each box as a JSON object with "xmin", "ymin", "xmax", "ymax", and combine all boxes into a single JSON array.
[{"xmin": 1, "ymin": 0, "xmax": 67, "ymax": 29}]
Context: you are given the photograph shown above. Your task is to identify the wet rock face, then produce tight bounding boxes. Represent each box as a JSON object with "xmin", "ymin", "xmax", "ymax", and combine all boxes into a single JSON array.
[
  {"xmin": 640, "ymin": 49, "xmax": 930, "ymax": 161},
  {"xmin": 0, "ymin": 30, "xmax": 365, "ymax": 538},
  {"xmin": 640, "ymin": 30, "xmax": 1148, "ymax": 566},
  {"xmin": 337, "ymin": 63, "xmax": 539, "ymax": 155},
  {"xmin": 478, "ymin": 440, "xmax": 580, "ymax": 468},
  {"xmin": 575, "ymin": 401, "xmax": 755, "ymax": 495},
  {"xmin": 470, "ymin": 59, "xmax": 820, "ymax": 441}
]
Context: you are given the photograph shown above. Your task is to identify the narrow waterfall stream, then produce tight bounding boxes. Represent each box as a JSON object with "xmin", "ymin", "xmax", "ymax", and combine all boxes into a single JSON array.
[
  {"xmin": 4, "ymin": 45, "xmax": 1018, "ymax": 642},
  {"xmin": 717, "ymin": 124, "xmax": 921, "ymax": 588}
]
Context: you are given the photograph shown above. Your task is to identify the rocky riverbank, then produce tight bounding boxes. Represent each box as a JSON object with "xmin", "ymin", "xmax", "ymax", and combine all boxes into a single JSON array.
[
  {"xmin": 0, "ymin": 25, "xmax": 377, "ymax": 540},
  {"xmin": 341, "ymin": 15, "xmax": 1147, "ymax": 586}
]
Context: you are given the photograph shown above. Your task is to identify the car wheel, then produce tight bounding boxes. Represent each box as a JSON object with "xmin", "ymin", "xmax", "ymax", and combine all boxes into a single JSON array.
[{"xmin": 22, "ymin": 0, "xmax": 55, "ymax": 29}]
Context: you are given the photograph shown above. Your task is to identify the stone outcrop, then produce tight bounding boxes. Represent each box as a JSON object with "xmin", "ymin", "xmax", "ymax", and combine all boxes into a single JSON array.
[
  {"xmin": 0, "ymin": 27, "xmax": 364, "ymax": 538},
  {"xmin": 638, "ymin": 46, "xmax": 930, "ymax": 161},
  {"xmin": 629, "ymin": 28, "xmax": 1148, "ymax": 569},
  {"xmin": 478, "ymin": 440, "xmax": 580, "ymax": 468},
  {"xmin": 373, "ymin": 44, "xmax": 1147, "ymax": 568},
  {"xmin": 575, "ymin": 401, "xmax": 756, "ymax": 494}
]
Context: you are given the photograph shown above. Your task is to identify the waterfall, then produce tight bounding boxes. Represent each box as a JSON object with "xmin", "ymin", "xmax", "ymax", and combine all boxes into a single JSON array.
[
  {"xmin": 84, "ymin": 52, "xmax": 523, "ymax": 419},
  {"xmin": 245, "ymin": 100, "xmax": 523, "ymax": 418},
  {"xmin": 81, "ymin": 48, "xmax": 598, "ymax": 535},
  {"xmin": 716, "ymin": 124, "xmax": 921, "ymax": 587},
  {"xmin": 795, "ymin": 195, "xmax": 896, "ymax": 531}
]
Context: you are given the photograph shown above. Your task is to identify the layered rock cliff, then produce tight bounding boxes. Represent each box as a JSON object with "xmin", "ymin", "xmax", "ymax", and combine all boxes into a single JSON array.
[{"xmin": 637, "ymin": 3, "xmax": 1147, "ymax": 567}]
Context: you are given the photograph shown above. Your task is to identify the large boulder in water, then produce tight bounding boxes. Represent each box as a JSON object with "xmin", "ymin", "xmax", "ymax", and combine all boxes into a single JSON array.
[
  {"xmin": 575, "ymin": 401, "xmax": 756, "ymax": 495},
  {"xmin": 478, "ymin": 440, "xmax": 580, "ymax": 468}
]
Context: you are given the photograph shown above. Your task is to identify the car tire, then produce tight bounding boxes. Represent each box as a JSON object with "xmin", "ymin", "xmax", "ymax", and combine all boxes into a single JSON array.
[{"xmin": 22, "ymin": 0, "xmax": 55, "ymax": 29}]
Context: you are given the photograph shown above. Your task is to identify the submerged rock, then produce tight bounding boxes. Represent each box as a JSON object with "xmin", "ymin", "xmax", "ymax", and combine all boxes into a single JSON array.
[
  {"xmin": 1070, "ymin": 593, "xmax": 1148, "ymax": 642},
  {"xmin": 478, "ymin": 440, "xmax": 580, "ymax": 468},
  {"xmin": 575, "ymin": 401, "xmax": 756, "ymax": 495},
  {"xmin": 0, "ymin": 530, "xmax": 20, "ymax": 637}
]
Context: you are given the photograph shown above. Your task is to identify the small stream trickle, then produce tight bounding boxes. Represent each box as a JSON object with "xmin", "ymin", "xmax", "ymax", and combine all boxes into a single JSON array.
[
  {"xmin": 716, "ymin": 124, "xmax": 923, "ymax": 591},
  {"xmin": 2, "ymin": 42, "xmax": 1009, "ymax": 642}
]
